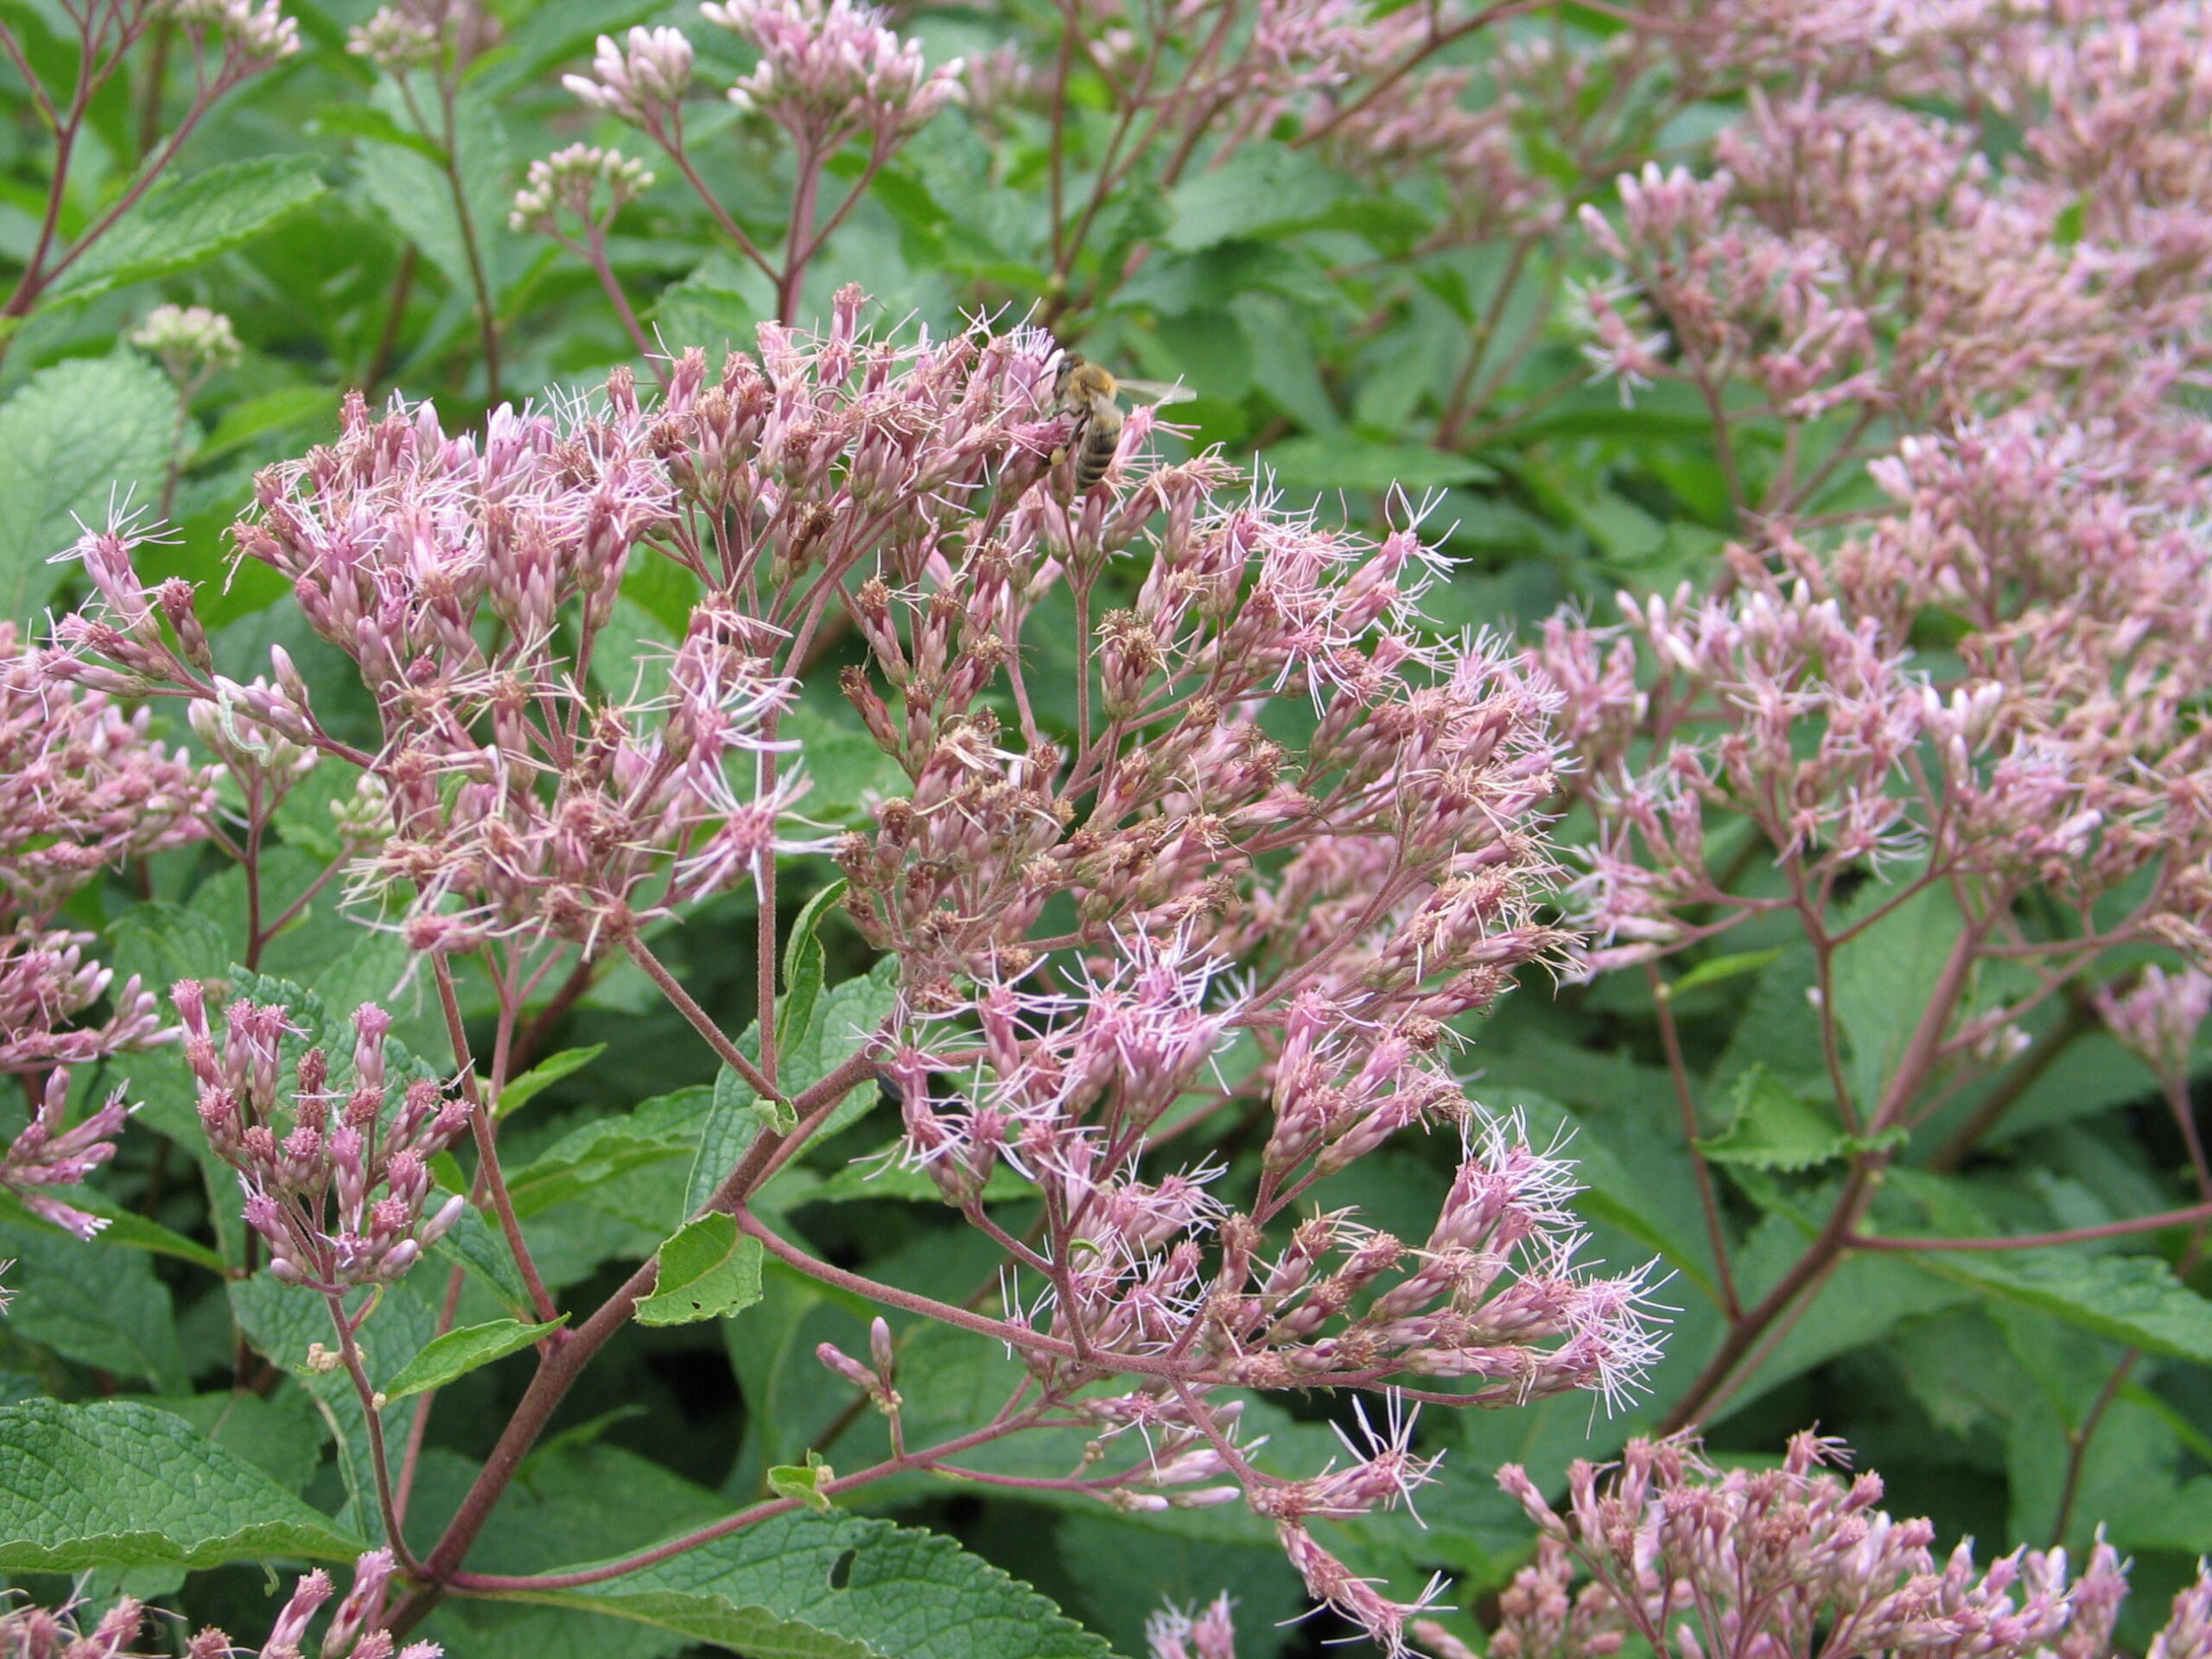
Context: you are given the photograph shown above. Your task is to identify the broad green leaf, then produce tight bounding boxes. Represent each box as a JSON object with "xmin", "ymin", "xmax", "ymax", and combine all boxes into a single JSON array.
[
  {"xmin": 1264, "ymin": 435, "xmax": 1494, "ymax": 493},
  {"xmin": 1164, "ymin": 142, "xmax": 1344, "ymax": 251},
  {"xmin": 804, "ymin": 1153, "xmax": 1031, "ymax": 1207},
  {"xmin": 305, "ymin": 928, "xmax": 416, "ymax": 1032},
  {"xmin": 194, "ymin": 384, "xmax": 337, "ymax": 464},
  {"xmin": 141, "ymin": 1388, "xmax": 327, "ymax": 1494},
  {"xmin": 0, "ymin": 352, "xmax": 174, "ymax": 620},
  {"xmin": 411, "ymin": 1438, "xmax": 719, "ymax": 1659},
  {"xmin": 101, "ymin": 901, "xmax": 232, "ymax": 995},
  {"xmin": 0, "ymin": 1219, "xmax": 188, "ymax": 1389},
  {"xmin": 1904, "ymin": 1249, "xmax": 2212, "ymax": 1364},
  {"xmin": 1717, "ymin": 1212, "xmax": 1972, "ymax": 1421},
  {"xmin": 506, "ymin": 1119, "xmax": 691, "ymax": 1217},
  {"xmin": 1707, "ymin": 940, "xmax": 1826, "ymax": 1107},
  {"xmin": 435, "ymin": 1196, "xmax": 533, "ymax": 1310},
  {"xmin": 1669, "ymin": 948, "xmax": 1783, "ymax": 999},
  {"xmin": 231, "ymin": 1274, "xmax": 441, "ymax": 1547},
  {"xmin": 0, "ymin": 1189, "xmax": 226, "ymax": 1274},
  {"xmin": 1833, "ymin": 880, "xmax": 1962, "ymax": 1118},
  {"xmin": 722, "ymin": 1263, "xmax": 873, "ymax": 1497},
  {"xmin": 2006, "ymin": 1383, "xmax": 2182, "ymax": 1551},
  {"xmin": 2119, "ymin": 1473, "xmax": 2212, "ymax": 1553},
  {"xmin": 782, "ymin": 702, "xmax": 905, "ymax": 823},
  {"xmin": 634, "ymin": 1212, "xmax": 765, "ymax": 1326},
  {"xmin": 466, "ymin": 0, "xmax": 662, "ymax": 94},
  {"xmin": 776, "ymin": 961, "xmax": 898, "ymax": 1143},
  {"xmin": 496, "ymin": 1044, "xmax": 609, "ymax": 1119},
  {"xmin": 1699, "ymin": 1064, "xmax": 1847, "ymax": 1172},
  {"xmin": 779, "ymin": 880, "xmax": 847, "ymax": 1052},
  {"xmin": 689, "ymin": 1062, "xmax": 764, "ymax": 1215},
  {"xmin": 0, "ymin": 1400, "xmax": 363, "ymax": 1571},
  {"xmin": 306, "ymin": 104, "xmax": 446, "ymax": 162},
  {"xmin": 379, "ymin": 1316, "xmax": 564, "ymax": 1402},
  {"xmin": 47, "ymin": 155, "xmax": 328, "ymax": 304},
  {"xmin": 354, "ymin": 83, "xmax": 522, "ymax": 297},
  {"xmin": 1053, "ymin": 1513, "xmax": 1307, "ymax": 1659},
  {"xmin": 1484, "ymin": 1064, "xmax": 1721, "ymax": 1303},
  {"xmin": 498, "ymin": 1510, "xmax": 1111, "ymax": 1659},
  {"xmin": 1122, "ymin": 240, "xmax": 1332, "ymax": 318}
]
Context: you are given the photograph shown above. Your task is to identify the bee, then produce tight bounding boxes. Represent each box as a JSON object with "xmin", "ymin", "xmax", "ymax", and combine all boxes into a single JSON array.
[{"xmin": 1053, "ymin": 353, "xmax": 1196, "ymax": 492}]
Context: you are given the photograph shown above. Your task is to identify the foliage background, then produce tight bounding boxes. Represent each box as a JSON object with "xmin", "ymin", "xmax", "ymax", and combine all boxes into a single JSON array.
[{"xmin": 3, "ymin": 3, "xmax": 2211, "ymax": 1657}]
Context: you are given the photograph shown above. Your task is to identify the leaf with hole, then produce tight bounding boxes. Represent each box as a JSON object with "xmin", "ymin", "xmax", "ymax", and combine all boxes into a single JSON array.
[{"xmin": 634, "ymin": 1212, "xmax": 765, "ymax": 1326}]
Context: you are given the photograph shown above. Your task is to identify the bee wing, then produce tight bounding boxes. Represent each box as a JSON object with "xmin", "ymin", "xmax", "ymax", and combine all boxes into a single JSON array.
[{"xmin": 1116, "ymin": 376, "xmax": 1198, "ymax": 407}]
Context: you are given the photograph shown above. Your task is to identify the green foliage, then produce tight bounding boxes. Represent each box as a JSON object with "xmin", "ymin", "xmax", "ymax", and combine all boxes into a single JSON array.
[
  {"xmin": 632, "ymin": 1213, "xmax": 764, "ymax": 1326},
  {"xmin": 379, "ymin": 1317, "xmax": 567, "ymax": 1402},
  {"xmin": 3, "ymin": 3, "xmax": 2209, "ymax": 1654},
  {"xmin": 511, "ymin": 1511, "xmax": 1113, "ymax": 1659},
  {"xmin": 0, "ymin": 1400, "xmax": 363, "ymax": 1570},
  {"xmin": 0, "ymin": 353, "xmax": 174, "ymax": 619},
  {"xmin": 46, "ymin": 156, "xmax": 329, "ymax": 307}
]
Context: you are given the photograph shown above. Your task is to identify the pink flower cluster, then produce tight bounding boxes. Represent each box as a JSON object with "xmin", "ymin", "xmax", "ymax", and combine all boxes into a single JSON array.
[
  {"xmin": 175, "ymin": 982, "xmax": 469, "ymax": 1288},
  {"xmin": 48, "ymin": 290, "xmax": 1661, "ymax": 1650},
  {"xmin": 0, "ymin": 619, "xmax": 207, "ymax": 1228},
  {"xmin": 1146, "ymin": 1596, "xmax": 1236, "ymax": 1659},
  {"xmin": 703, "ymin": 0, "xmax": 963, "ymax": 152},
  {"xmin": 1485, "ymin": 1433, "xmax": 2212, "ymax": 1659},
  {"xmin": 0, "ymin": 1068, "xmax": 130, "ymax": 1239},
  {"xmin": 2094, "ymin": 964, "xmax": 2212, "ymax": 1089},
  {"xmin": 1572, "ymin": 6, "xmax": 2212, "ymax": 499},
  {"xmin": 2, "ymin": 620, "xmax": 213, "ymax": 922},
  {"xmin": 0, "ymin": 929, "xmax": 168, "ymax": 1077},
  {"xmin": 0, "ymin": 1550, "xmax": 435, "ymax": 1659}
]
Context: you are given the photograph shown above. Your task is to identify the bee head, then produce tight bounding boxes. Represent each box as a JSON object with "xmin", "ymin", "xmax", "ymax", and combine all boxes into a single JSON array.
[{"xmin": 1067, "ymin": 361, "xmax": 1116, "ymax": 402}]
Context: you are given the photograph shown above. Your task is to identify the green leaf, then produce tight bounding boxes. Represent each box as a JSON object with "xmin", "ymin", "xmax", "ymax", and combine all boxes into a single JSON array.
[
  {"xmin": 774, "ymin": 961, "xmax": 898, "ymax": 1144},
  {"xmin": 47, "ymin": 155, "xmax": 328, "ymax": 304},
  {"xmin": 405, "ymin": 1441, "xmax": 720, "ymax": 1659},
  {"xmin": 496, "ymin": 1510, "xmax": 1111, "ymax": 1659},
  {"xmin": 1485, "ymin": 1064, "xmax": 1722, "ymax": 1304},
  {"xmin": 496, "ymin": 1044, "xmax": 608, "ymax": 1120},
  {"xmin": 465, "ymin": 0, "xmax": 662, "ymax": 94},
  {"xmin": 1718, "ymin": 1210, "xmax": 1973, "ymax": 1421},
  {"xmin": 1903, "ymin": 1250, "xmax": 2212, "ymax": 1364},
  {"xmin": 1163, "ymin": 142, "xmax": 1345, "ymax": 251},
  {"xmin": 0, "ymin": 1189, "xmax": 227, "ymax": 1274},
  {"xmin": 779, "ymin": 880, "xmax": 847, "ymax": 1053},
  {"xmin": 0, "ymin": 1400, "xmax": 364, "ymax": 1571},
  {"xmin": 1669, "ymin": 948, "xmax": 1783, "ymax": 999},
  {"xmin": 634, "ymin": 1212, "xmax": 765, "ymax": 1327},
  {"xmin": 102, "ymin": 901, "xmax": 232, "ymax": 993},
  {"xmin": 143, "ymin": 1388, "xmax": 327, "ymax": 1494},
  {"xmin": 689, "ymin": 1061, "xmax": 765, "ymax": 1214},
  {"xmin": 782, "ymin": 703, "xmax": 906, "ymax": 824},
  {"xmin": 1699, "ymin": 1064, "xmax": 1848, "ymax": 1172},
  {"xmin": 766, "ymin": 1451, "xmax": 834, "ymax": 1511},
  {"xmin": 435, "ymin": 1196, "xmax": 533, "ymax": 1311},
  {"xmin": 0, "ymin": 1219, "xmax": 188, "ymax": 1389},
  {"xmin": 230, "ymin": 1274, "xmax": 441, "ymax": 1547},
  {"xmin": 306, "ymin": 104, "xmax": 446, "ymax": 162},
  {"xmin": 0, "ymin": 352, "xmax": 175, "ymax": 621},
  {"xmin": 194, "ymin": 385, "xmax": 337, "ymax": 465},
  {"xmin": 378, "ymin": 1317, "xmax": 565, "ymax": 1402},
  {"xmin": 805, "ymin": 1152, "xmax": 1031, "ymax": 1207},
  {"xmin": 1833, "ymin": 880, "xmax": 1962, "ymax": 1118},
  {"xmin": 505, "ymin": 1119, "xmax": 691, "ymax": 1217},
  {"xmin": 354, "ymin": 84, "xmax": 521, "ymax": 297},
  {"xmin": 1263, "ymin": 435, "xmax": 1493, "ymax": 493}
]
